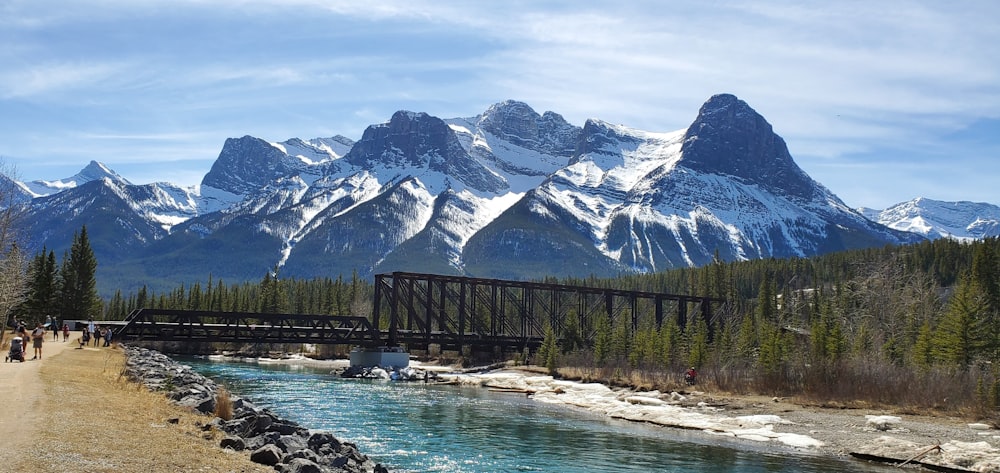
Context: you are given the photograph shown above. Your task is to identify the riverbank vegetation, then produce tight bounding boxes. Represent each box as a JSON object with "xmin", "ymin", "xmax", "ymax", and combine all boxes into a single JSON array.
[
  {"xmin": 561, "ymin": 237, "xmax": 1000, "ymax": 421},
  {"xmin": 15, "ymin": 231, "xmax": 1000, "ymax": 421}
]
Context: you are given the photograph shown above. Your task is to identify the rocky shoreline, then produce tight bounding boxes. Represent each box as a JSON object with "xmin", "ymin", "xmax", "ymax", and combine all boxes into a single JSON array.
[{"xmin": 122, "ymin": 346, "xmax": 389, "ymax": 473}]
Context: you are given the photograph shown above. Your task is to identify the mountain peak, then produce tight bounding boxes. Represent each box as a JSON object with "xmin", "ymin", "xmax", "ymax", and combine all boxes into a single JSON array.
[
  {"xmin": 679, "ymin": 93, "xmax": 816, "ymax": 199},
  {"xmin": 201, "ymin": 135, "xmax": 300, "ymax": 195},
  {"xmin": 18, "ymin": 160, "xmax": 130, "ymax": 197},
  {"xmin": 477, "ymin": 100, "xmax": 579, "ymax": 157},
  {"xmin": 344, "ymin": 109, "xmax": 508, "ymax": 193},
  {"xmin": 77, "ymin": 160, "xmax": 130, "ymax": 185},
  {"xmin": 871, "ymin": 197, "xmax": 1000, "ymax": 240}
]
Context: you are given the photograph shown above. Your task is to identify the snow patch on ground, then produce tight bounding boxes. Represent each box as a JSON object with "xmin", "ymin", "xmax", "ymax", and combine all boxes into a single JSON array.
[{"xmin": 440, "ymin": 370, "xmax": 824, "ymax": 450}]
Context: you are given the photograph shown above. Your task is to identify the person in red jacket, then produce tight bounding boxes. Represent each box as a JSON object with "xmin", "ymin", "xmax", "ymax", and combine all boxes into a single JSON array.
[{"xmin": 684, "ymin": 367, "xmax": 697, "ymax": 385}]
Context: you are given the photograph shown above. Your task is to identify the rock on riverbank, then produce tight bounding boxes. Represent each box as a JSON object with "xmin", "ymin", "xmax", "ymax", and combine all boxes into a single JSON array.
[{"xmin": 123, "ymin": 346, "xmax": 388, "ymax": 473}]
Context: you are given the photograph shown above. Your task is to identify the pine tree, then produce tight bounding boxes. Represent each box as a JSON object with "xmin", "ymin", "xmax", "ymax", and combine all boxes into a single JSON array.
[
  {"xmin": 912, "ymin": 320, "xmax": 935, "ymax": 368},
  {"xmin": 593, "ymin": 315, "xmax": 612, "ymax": 365},
  {"xmin": 560, "ymin": 309, "xmax": 584, "ymax": 354},
  {"xmin": 934, "ymin": 274, "xmax": 985, "ymax": 367},
  {"xmin": 22, "ymin": 249, "xmax": 57, "ymax": 321},
  {"xmin": 59, "ymin": 226, "xmax": 99, "ymax": 320},
  {"xmin": 259, "ymin": 267, "xmax": 288, "ymax": 313},
  {"xmin": 686, "ymin": 316, "xmax": 709, "ymax": 370},
  {"xmin": 971, "ymin": 243, "xmax": 1000, "ymax": 360},
  {"xmin": 735, "ymin": 313, "xmax": 757, "ymax": 359},
  {"xmin": 758, "ymin": 321, "xmax": 788, "ymax": 374},
  {"xmin": 537, "ymin": 325, "xmax": 559, "ymax": 375}
]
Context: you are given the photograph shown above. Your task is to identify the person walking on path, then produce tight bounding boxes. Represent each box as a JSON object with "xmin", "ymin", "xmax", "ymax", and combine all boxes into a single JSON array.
[
  {"xmin": 84, "ymin": 318, "xmax": 95, "ymax": 348},
  {"xmin": 50, "ymin": 316, "xmax": 58, "ymax": 341},
  {"xmin": 103, "ymin": 327, "xmax": 112, "ymax": 347},
  {"xmin": 30, "ymin": 323, "xmax": 45, "ymax": 360},
  {"xmin": 62, "ymin": 323, "xmax": 69, "ymax": 342}
]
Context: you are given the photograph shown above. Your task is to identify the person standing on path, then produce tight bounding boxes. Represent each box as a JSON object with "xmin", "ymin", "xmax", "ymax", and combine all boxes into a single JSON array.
[
  {"xmin": 88, "ymin": 319, "xmax": 100, "ymax": 347},
  {"xmin": 30, "ymin": 323, "xmax": 45, "ymax": 359},
  {"xmin": 16, "ymin": 322, "xmax": 28, "ymax": 345},
  {"xmin": 62, "ymin": 323, "xmax": 69, "ymax": 342},
  {"xmin": 50, "ymin": 316, "xmax": 58, "ymax": 341}
]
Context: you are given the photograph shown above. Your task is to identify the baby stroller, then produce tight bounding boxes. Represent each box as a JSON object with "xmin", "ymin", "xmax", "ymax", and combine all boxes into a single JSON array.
[{"xmin": 5, "ymin": 336, "xmax": 25, "ymax": 362}]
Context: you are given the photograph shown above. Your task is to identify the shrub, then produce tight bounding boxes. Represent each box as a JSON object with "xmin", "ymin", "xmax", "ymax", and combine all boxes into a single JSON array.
[{"xmin": 214, "ymin": 386, "xmax": 233, "ymax": 421}]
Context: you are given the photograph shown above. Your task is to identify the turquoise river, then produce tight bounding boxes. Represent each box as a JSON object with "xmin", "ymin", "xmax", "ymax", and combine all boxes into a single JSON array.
[{"xmin": 183, "ymin": 358, "xmax": 897, "ymax": 472}]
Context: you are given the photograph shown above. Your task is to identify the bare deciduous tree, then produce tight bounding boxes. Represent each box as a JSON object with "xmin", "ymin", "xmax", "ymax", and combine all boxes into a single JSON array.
[{"xmin": 0, "ymin": 160, "xmax": 29, "ymax": 345}]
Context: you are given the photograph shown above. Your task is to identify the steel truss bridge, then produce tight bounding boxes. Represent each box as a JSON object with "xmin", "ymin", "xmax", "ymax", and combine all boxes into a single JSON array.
[{"xmin": 115, "ymin": 271, "xmax": 724, "ymax": 352}]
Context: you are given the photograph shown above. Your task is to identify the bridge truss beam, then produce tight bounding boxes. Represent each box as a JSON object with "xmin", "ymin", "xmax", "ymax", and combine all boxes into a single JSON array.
[
  {"xmin": 115, "ymin": 309, "xmax": 382, "ymax": 346},
  {"xmin": 373, "ymin": 272, "xmax": 724, "ymax": 352}
]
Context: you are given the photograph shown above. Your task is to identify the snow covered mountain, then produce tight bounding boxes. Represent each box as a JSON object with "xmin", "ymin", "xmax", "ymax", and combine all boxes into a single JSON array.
[
  {"xmin": 18, "ymin": 160, "xmax": 130, "ymax": 197},
  {"xmin": 861, "ymin": 198, "xmax": 1000, "ymax": 241},
  {"xmin": 18, "ymin": 94, "xmax": 937, "ymax": 294}
]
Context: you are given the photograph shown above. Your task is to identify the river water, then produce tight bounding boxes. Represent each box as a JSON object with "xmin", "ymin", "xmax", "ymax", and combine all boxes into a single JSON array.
[{"xmin": 183, "ymin": 358, "xmax": 895, "ymax": 472}]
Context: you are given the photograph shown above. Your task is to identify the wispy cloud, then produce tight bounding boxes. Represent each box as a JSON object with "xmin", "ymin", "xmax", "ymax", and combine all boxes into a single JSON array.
[
  {"xmin": 0, "ymin": 0, "xmax": 998, "ymax": 207},
  {"xmin": 0, "ymin": 61, "xmax": 132, "ymax": 99}
]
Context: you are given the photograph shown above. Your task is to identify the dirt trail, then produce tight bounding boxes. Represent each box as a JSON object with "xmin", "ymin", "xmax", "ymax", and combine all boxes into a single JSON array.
[
  {"xmin": 0, "ymin": 330, "xmax": 73, "ymax": 455},
  {"xmin": 0, "ymin": 330, "xmax": 271, "ymax": 473}
]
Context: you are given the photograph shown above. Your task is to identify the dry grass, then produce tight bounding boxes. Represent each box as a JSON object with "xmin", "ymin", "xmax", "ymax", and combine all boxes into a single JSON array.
[
  {"xmin": 215, "ymin": 386, "xmax": 234, "ymax": 421},
  {"xmin": 1, "ymin": 343, "xmax": 273, "ymax": 473}
]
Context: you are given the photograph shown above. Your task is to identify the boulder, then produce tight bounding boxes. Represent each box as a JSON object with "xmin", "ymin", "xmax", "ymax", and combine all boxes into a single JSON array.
[
  {"xmin": 176, "ymin": 391, "xmax": 216, "ymax": 414},
  {"xmin": 279, "ymin": 457, "xmax": 324, "ymax": 473},
  {"xmin": 308, "ymin": 432, "xmax": 340, "ymax": 452},
  {"xmin": 219, "ymin": 436, "xmax": 246, "ymax": 451},
  {"xmin": 270, "ymin": 419, "xmax": 304, "ymax": 436},
  {"xmin": 275, "ymin": 434, "xmax": 308, "ymax": 454},
  {"xmin": 282, "ymin": 448, "xmax": 320, "ymax": 464},
  {"xmin": 249, "ymin": 444, "xmax": 284, "ymax": 466}
]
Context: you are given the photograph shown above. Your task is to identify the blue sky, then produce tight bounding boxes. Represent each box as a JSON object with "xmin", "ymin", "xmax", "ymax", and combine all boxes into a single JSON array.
[{"xmin": 1, "ymin": 1, "xmax": 997, "ymax": 209}]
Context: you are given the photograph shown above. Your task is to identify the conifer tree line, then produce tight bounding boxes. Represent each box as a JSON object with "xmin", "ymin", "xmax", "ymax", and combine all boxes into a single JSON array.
[
  {"xmin": 547, "ymin": 237, "xmax": 1000, "ymax": 415},
  {"xmin": 99, "ymin": 269, "xmax": 373, "ymax": 322}
]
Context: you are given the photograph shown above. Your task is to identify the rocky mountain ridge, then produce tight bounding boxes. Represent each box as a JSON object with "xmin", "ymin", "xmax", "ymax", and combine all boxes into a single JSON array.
[{"xmin": 17, "ymin": 94, "xmax": 974, "ymax": 295}]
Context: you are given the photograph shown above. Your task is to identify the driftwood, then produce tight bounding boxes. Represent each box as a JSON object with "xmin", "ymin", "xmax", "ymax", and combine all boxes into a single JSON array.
[
  {"xmin": 849, "ymin": 448, "xmax": 972, "ymax": 473},
  {"xmin": 488, "ymin": 387, "xmax": 535, "ymax": 396},
  {"xmin": 896, "ymin": 444, "xmax": 942, "ymax": 468}
]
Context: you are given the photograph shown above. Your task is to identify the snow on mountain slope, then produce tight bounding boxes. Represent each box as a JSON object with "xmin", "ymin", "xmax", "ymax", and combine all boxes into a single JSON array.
[
  {"xmin": 540, "ymin": 123, "xmax": 687, "ymax": 249},
  {"xmin": 272, "ymin": 171, "xmax": 384, "ymax": 267},
  {"xmin": 469, "ymin": 94, "xmax": 922, "ymax": 279},
  {"xmin": 16, "ymin": 95, "xmax": 953, "ymax": 292},
  {"xmin": 446, "ymin": 117, "xmax": 567, "ymax": 192},
  {"xmin": 271, "ymin": 136, "xmax": 353, "ymax": 165},
  {"xmin": 865, "ymin": 198, "xmax": 1000, "ymax": 241}
]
